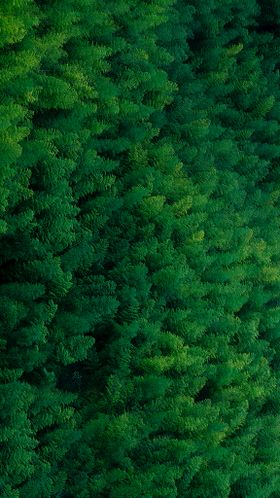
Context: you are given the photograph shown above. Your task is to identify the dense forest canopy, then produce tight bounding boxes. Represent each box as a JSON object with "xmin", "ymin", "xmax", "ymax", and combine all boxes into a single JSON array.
[{"xmin": 1, "ymin": 0, "xmax": 280, "ymax": 496}]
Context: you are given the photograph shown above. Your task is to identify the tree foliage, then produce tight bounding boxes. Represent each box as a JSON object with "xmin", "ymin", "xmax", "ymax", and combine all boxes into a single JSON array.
[{"xmin": 1, "ymin": 0, "xmax": 280, "ymax": 496}]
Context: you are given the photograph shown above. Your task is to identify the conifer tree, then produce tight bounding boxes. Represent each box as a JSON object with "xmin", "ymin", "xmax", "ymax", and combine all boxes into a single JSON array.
[{"xmin": 2, "ymin": 1, "xmax": 280, "ymax": 497}]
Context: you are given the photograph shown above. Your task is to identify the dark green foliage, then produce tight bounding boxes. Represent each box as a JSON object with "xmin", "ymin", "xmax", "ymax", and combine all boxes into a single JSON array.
[{"xmin": 1, "ymin": 0, "xmax": 280, "ymax": 496}]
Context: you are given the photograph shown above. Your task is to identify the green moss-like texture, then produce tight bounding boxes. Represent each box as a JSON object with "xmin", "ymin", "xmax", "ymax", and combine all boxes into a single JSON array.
[{"xmin": 1, "ymin": 1, "xmax": 280, "ymax": 496}]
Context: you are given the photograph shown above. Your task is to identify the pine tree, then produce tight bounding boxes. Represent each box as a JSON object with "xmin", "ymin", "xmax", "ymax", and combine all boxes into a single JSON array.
[{"xmin": 3, "ymin": 1, "xmax": 280, "ymax": 497}]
